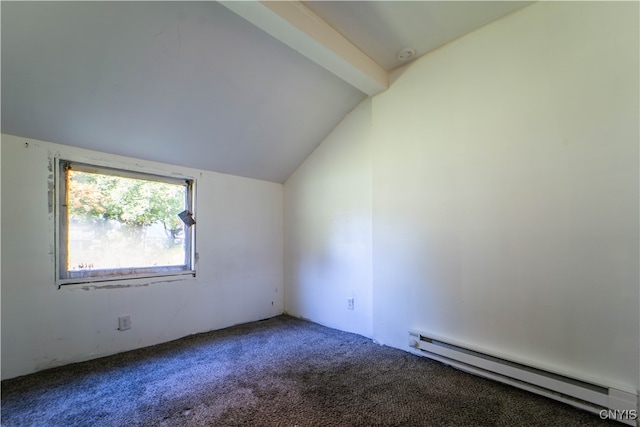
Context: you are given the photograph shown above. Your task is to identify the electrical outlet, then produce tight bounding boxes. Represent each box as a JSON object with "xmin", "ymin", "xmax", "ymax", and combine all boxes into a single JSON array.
[
  {"xmin": 118, "ymin": 315, "xmax": 131, "ymax": 331},
  {"xmin": 347, "ymin": 297, "xmax": 355, "ymax": 310}
]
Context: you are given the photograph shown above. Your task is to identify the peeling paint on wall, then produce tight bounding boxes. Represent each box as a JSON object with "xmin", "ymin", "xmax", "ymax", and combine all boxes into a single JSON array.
[
  {"xmin": 46, "ymin": 152, "xmax": 58, "ymax": 215},
  {"xmin": 79, "ymin": 283, "xmax": 150, "ymax": 291}
]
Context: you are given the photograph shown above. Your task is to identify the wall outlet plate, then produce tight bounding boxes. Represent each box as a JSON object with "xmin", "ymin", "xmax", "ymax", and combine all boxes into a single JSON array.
[
  {"xmin": 118, "ymin": 315, "xmax": 131, "ymax": 331},
  {"xmin": 347, "ymin": 297, "xmax": 355, "ymax": 310}
]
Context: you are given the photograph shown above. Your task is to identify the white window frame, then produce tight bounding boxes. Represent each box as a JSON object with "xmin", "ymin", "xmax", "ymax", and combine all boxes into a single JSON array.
[{"xmin": 56, "ymin": 159, "xmax": 196, "ymax": 286}]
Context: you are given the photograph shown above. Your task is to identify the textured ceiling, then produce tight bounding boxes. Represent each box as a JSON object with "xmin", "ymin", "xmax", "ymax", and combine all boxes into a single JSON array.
[{"xmin": 2, "ymin": 1, "xmax": 533, "ymax": 183}]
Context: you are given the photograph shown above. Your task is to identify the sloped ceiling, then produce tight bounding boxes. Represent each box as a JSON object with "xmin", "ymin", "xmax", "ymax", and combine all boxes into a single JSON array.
[
  {"xmin": 1, "ymin": 1, "xmax": 365, "ymax": 183},
  {"xmin": 1, "ymin": 1, "xmax": 532, "ymax": 183},
  {"xmin": 303, "ymin": 1, "xmax": 533, "ymax": 71}
]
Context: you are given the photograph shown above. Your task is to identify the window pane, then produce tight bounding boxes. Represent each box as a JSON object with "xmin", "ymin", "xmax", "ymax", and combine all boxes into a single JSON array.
[{"xmin": 66, "ymin": 170, "xmax": 188, "ymax": 271}]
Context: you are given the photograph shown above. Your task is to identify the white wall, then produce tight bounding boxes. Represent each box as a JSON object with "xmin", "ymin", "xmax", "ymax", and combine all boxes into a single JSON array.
[
  {"xmin": 1, "ymin": 134, "xmax": 283, "ymax": 380},
  {"xmin": 372, "ymin": 1, "xmax": 638, "ymax": 392},
  {"xmin": 284, "ymin": 99, "xmax": 373, "ymax": 337},
  {"xmin": 284, "ymin": 1, "xmax": 639, "ymax": 394}
]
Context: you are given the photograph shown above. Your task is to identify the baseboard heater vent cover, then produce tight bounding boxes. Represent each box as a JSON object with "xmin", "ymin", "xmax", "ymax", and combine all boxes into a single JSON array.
[{"xmin": 409, "ymin": 331, "xmax": 638, "ymax": 426}]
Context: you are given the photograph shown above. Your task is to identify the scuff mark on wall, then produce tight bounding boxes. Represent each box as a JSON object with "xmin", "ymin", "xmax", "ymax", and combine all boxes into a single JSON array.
[
  {"xmin": 71, "ymin": 276, "xmax": 187, "ymax": 291},
  {"xmin": 79, "ymin": 282, "xmax": 151, "ymax": 291}
]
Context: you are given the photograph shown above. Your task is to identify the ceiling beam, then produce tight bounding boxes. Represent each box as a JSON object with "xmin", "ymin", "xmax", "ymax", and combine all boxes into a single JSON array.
[{"xmin": 219, "ymin": 0, "xmax": 388, "ymax": 96}]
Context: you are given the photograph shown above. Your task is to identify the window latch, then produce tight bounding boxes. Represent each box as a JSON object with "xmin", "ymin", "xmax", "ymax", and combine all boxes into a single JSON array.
[{"xmin": 178, "ymin": 210, "xmax": 196, "ymax": 227}]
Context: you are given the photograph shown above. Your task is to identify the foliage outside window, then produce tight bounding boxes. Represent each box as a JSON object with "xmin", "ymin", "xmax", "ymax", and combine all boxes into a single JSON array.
[{"xmin": 57, "ymin": 160, "xmax": 195, "ymax": 285}]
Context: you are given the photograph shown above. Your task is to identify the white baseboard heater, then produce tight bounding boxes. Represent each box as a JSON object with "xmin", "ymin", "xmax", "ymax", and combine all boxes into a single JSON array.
[{"xmin": 409, "ymin": 331, "xmax": 638, "ymax": 426}]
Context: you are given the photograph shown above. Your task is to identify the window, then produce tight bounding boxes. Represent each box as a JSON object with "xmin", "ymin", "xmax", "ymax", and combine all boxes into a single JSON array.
[{"xmin": 57, "ymin": 160, "xmax": 196, "ymax": 285}]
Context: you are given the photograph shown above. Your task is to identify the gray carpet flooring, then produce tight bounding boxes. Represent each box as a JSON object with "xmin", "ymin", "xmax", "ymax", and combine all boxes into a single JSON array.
[{"xmin": 1, "ymin": 315, "xmax": 620, "ymax": 426}]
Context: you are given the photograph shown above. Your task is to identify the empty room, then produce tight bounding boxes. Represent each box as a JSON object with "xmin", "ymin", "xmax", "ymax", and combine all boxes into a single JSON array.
[{"xmin": 1, "ymin": 1, "xmax": 638, "ymax": 426}]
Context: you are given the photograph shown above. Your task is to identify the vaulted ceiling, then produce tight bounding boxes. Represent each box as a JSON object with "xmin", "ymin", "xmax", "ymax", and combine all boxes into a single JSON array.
[{"xmin": 2, "ymin": 1, "xmax": 532, "ymax": 183}]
